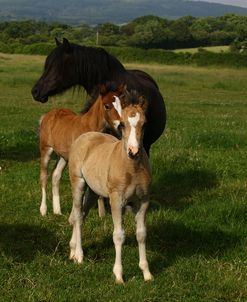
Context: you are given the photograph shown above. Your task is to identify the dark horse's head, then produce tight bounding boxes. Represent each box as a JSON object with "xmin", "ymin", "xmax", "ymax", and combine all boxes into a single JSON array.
[
  {"xmin": 31, "ymin": 38, "xmax": 125, "ymax": 103},
  {"xmin": 32, "ymin": 38, "xmax": 79, "ymax": 103}
]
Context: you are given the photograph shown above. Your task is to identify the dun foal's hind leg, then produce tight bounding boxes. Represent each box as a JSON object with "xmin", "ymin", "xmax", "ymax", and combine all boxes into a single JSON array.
[
  {"xmin": 39, "ymin": 146, "xmax": 53, "ymax": 216},
  {"xmin": 135, "ymin": 199, "xmax": 153, "ymax": 281},
  {"xmin": 69, "ymin": 175, "xmax": 85, "ymax": 263},
  {"xmin": 98, "ymin": 196, "xmax": 106, "ymax": 218},
  {"xmin": 82, "ymin": 188, "xmax": 99, "ymax": 219},
  {"xmin": 110, "ymin": 192, "xmax": 125, "ymax": 284},
  {"xmin": 52, "ymin": 157, "xmax": 67, "ymax": 215}
]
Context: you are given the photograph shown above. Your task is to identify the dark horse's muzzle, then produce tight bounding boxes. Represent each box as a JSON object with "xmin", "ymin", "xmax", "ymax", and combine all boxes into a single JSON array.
[{"xmin": 31, "ymin": 86, "xmax": 48, "ymax": 103}]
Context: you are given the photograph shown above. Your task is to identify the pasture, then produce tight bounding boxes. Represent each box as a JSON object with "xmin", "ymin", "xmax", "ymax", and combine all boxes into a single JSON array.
[{"xmin": 1, "ymin": 52, "xmax": 247, "ymax": 301}]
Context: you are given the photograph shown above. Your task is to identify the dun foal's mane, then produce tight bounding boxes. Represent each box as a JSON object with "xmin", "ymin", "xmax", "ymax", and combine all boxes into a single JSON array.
[{"xmin": 124, "ymin": 89, "xmax": 143, "ymax": 105}]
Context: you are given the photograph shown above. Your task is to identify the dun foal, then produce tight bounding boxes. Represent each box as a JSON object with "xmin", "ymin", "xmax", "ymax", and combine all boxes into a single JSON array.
[
  {"xmin": 68, "ymin": 90, "xmax": 153, "ymax": 283},
  {"xmin": 39, "ymin": 84, "xmax": 124, "ymax": 216}
]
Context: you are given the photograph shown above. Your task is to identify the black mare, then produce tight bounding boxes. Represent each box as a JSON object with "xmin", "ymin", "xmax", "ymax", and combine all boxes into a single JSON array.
[{"xmin": 32, "ymin": 38, "xmax": 166, "ymax": 155}]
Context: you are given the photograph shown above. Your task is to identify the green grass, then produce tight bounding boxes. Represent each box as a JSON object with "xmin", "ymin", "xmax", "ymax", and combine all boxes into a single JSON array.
[{"xmin": 1, "ymin": 53, "xmax": 247, "ymax": 301}]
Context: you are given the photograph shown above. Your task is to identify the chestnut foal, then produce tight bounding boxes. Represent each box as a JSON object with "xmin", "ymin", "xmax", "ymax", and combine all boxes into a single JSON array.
[
  {"xmin": 39, "ymin": 84, "xmax": 124, "ymax": 216},
  {"xmin": 68, "ymin": 90, "xmax": 153, "ymax": 283}
]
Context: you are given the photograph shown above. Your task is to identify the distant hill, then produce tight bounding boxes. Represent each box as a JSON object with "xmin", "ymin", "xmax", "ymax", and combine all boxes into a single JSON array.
[{"xmin": 0, "ymin": 0, "xmax": 247, "ymax": 24}]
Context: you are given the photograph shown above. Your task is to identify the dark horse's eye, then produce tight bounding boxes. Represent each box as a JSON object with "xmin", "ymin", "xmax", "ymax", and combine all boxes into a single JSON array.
[{"xmin": 104, "ymin": 104, "xmax": 112, "ymax": 110}]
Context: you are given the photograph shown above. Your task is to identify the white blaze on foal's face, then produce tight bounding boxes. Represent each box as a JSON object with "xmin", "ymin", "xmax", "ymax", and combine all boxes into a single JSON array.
[
  {"xmin": 127, "ymin": 112, "xmax": 140, "ymax": 157},
  {"xmin": 112, "ymin": 96, "xmax": 122, "ymax": 129}
]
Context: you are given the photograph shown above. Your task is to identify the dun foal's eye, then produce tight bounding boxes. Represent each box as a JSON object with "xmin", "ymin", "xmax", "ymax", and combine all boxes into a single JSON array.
[{"xmin": 104, "ymin": 104, "xmax": 112, "ymax": 110}]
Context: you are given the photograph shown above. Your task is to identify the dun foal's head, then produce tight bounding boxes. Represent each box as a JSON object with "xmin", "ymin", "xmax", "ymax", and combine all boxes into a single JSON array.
[
  {"xmin": 114, "ymin": 90, "xmax": 148, "ymax": 159},
  {"xmin": 32, "ymin": 38, "xmax": 78, "ymax": 103}
]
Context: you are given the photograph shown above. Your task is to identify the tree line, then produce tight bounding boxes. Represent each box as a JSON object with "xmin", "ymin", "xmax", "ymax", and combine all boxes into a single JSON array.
[{"xmin": 0, "ymin": 14, "xmax": 247, "ymax": 52}]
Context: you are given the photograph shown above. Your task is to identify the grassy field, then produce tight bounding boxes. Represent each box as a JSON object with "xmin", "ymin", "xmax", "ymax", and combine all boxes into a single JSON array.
[{"xmin": 1, "ymin": 52, "xmax": 247, "ymax": 301}]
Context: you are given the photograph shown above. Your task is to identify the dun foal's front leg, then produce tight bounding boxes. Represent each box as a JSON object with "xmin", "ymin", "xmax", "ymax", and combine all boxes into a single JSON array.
[
  {"xmin": 52, "ymin": 157, "xmax": 67, "ymax": 215},
  {"xmin": 69, "ymin": 175, "xmax": 85, "ymax": 263},
  {"xmin": 135, "ymin": 198, "xmax": 153, "ymax": 281},
  {"xmin": 110, "ymin": 192, "xmax": 125, "ymax": 284}
]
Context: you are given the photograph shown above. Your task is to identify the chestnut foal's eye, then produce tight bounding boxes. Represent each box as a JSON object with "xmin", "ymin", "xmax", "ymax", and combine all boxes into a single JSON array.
[
  {"xmin": 104, "ymin": 103, "xmax": 112, "ymax": 110},
  {"xmin": 118, "ymin": 122, "xmax": 125, "ymax": 130}
]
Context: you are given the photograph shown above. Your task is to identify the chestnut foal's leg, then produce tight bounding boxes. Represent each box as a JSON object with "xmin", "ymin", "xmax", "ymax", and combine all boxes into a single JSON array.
[{"xmin": 39, "ymin": 146, "xmax": 53, "ymax": 216}]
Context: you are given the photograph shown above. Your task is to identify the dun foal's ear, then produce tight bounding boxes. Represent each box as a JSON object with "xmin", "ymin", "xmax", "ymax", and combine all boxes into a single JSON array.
[
  {"xmin": 123, "ymin": 85, "xmax": 130, "ymax": 96},
  {"xmin": 116, "ymin": 83, "xmax": 125, "ymax": 94},
  {"xmin": 139, "ymin": 95, "xmax": 148, "ymax": 112},
  {"xmin": 55, "ymin": 37, "xmax": 61, "ymax": 46},
  {"xmin": 62, "ymin": 38, "xmax": 72, "ymax": 53}
]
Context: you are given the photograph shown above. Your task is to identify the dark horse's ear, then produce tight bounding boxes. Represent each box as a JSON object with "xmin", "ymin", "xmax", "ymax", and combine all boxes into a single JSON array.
[
  {"xmin": 62, "ymin": 38, "xmax": 72, "ymax": 53},
  {"xmin": 55, "ymin": 37, "xmax": 61, "ymax": 46}
]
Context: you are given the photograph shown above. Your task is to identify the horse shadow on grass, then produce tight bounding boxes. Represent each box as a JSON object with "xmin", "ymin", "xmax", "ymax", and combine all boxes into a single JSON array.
[
  {"xmin": 0, "ymin": 143, "xmax": 39, "ymax": 163},
  {"xmin": 0, "ymin": 130, "xmax": 39, "ymax": 162},
  {"xmin": 148, "ymin": 220, "xmax": 241, "ymax": 276},
  {"xmin": 0, "ymin": 223, "xmax": 63, "ymax": 263},
  {"xmin": 150, "ymin": 167, "xmax": 218, "ymax": 211}
]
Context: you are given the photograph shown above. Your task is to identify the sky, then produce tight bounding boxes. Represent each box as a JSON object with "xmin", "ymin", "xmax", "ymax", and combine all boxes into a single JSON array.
[{"xmin": 190, "ymin": 0, "xmax": 247, "ymax": 8}]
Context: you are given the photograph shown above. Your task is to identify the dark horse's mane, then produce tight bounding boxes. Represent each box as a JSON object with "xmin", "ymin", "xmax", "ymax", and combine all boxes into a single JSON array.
[{"xmin": 71, "ymin": 44, "xmax": 125, "ymax": 93}]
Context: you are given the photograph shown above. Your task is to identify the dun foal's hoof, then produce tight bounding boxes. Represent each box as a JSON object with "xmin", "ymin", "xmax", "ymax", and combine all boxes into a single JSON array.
[
  {"xmin": 40, "ymin": 206, "xmax": 47, "ymax": 216},
  {"xmin": 144, "ymin": 272, "xmax": 154, "ymax": 282},
  {"xmin": 53, "ymin": 210, "xmax": 62, "ymax": 215},
  {"xmin": 69, "ymin": 250, "xmax": 83, "ymax": 264},
  {"xmin": 115, "ymin": 277, "xmax": 124, "ymax": 285}
]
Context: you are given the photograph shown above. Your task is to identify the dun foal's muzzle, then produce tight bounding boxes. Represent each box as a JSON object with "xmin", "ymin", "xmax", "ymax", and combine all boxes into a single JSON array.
[{"xmin": 128, "ymin": 146, "xmax": 140, "ymax": 159}]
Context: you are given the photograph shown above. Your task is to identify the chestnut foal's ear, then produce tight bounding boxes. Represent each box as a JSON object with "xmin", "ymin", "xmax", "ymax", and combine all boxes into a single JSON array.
[
  {"xmin": 99, "ymin": 84, "xmax": 107, "ymax": 95},
  {"xmin": 55, "ymin": 37, "xmax": 61, "ymax": 46},
  {"xmin": 62, "ymin": 38, "xmax": 72, "ymax": 53},
  {"xmin": 120, "ymin": 85, "xmax": 129, "ymax": 108},
  {"xmin": 139, "ymin": 95, "xmax": 148, "ymax": 112}
]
